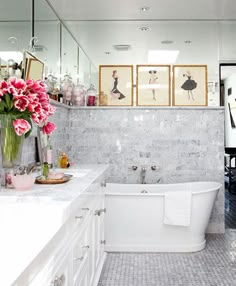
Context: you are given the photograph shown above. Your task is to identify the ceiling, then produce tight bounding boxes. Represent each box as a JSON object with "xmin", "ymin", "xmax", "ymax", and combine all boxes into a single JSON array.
[
  {"xmin": 46, "ymin": 0, "xmax": 236, "ymax": 81},
  {"xmin": 47, "ymin": 0, "xmax": 236, "ymax": 21}
]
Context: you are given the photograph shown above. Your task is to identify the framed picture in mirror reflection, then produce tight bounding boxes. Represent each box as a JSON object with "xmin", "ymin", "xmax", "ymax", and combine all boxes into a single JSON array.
[
  {"xmin": 99, "ymin": 65, "xmax": 133, "ymax": 106},
  {"xmin": 136, "ymin": 65, "xmax": 171, "ymax": 106},
  {"xmin": 23, "ymin": 50, "xmax": 44, "ymax": 81}
]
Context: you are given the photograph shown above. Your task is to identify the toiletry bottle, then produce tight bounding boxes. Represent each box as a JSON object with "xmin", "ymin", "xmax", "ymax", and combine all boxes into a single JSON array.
[
  {"xmin": 60, "ymin": 153, "xmax": 68, "ymax": 168},
  {"xmin": 42, "ymin": 162, "xmax": 49, "ymax": 177},
  {"xmin": 46, "ymin": 136, "xmax": 53, "ymax": 169}
]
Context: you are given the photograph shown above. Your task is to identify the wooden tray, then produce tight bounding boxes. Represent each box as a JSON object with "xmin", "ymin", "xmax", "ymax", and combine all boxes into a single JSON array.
[{"xmin": 35, "ymin": 174, "xmax": 73, "ymax": 184}]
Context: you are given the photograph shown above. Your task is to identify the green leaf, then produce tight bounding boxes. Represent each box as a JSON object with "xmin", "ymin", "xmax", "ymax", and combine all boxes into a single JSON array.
[
  {"xmin": 4, "ymin": 94, "xmax": 12, "ymax": 111},
  {"xmin": 0, "ymin": 101, "xmax": 4, "ymax": 112}
]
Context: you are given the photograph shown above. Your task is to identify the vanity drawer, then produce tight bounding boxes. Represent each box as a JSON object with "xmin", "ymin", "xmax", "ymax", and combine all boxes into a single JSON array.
[
  {"xmin": 72, "ymin": 225, "xmax": 90, "ymax": 285},
  {"xmin": 28, "ymin": 249, "xmax": 71, "ymax": 286}
]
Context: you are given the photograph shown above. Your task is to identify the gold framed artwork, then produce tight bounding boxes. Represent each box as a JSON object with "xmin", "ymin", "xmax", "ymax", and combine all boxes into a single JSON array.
[
  {"xmin": 172, "ymin": 65, "xmax": 208, "ymax": 106},
  {"xmin": 99, "ymin": 65, "xmax": 133, "ymax": 106},
  {"xmin": 136, "ymin": 65, "xmax": 171, "ymax": 106}
]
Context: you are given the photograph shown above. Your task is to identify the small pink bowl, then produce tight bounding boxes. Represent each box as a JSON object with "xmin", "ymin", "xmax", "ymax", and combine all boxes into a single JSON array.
[
  {"xmin": 47, "ymin": 172, "xmax": 64, "ymax": 180},
  {"xmin": 12, "ymin": 174, "xmax": 35, "ymax": 191}
]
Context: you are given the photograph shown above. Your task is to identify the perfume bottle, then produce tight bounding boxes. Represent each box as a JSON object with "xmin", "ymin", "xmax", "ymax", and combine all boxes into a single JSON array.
[{"xmin": 60, "ymin": 152, "xmax": 68, "ymax": 168}]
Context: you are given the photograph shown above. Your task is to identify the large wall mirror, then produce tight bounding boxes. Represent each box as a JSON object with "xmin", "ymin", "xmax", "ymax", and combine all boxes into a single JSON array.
[
  {"xmin": 220, "ymin": 63, "xmax": 236, "ymax": 147},
  {"xmin": 0, "ymin": 0, "xmax": 32, "ymax": 80},
  {"xmin": 34, "ymin": 0, "xmax": 61, "ymax": 80}
]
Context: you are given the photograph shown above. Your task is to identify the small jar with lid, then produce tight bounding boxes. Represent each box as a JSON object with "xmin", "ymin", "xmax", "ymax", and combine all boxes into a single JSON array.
[
  {"xmin": 73, "ymin": 84, "xmax": 86, "ymax": 106},
  {"xmin": 62, "ymin": 75, "xmax": 73, "ymax": 105},
  {"xmin": 86, "ymin": 84, "xmax": 97, "ymax": 106}
]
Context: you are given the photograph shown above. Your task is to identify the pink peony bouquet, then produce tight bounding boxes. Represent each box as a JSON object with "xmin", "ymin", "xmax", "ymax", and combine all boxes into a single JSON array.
[{"xmin": 0, "ymin": 77, "xmax": 56, "ymax": 137}]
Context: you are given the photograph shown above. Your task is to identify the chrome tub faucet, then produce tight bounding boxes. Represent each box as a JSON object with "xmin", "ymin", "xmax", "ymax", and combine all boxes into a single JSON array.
[{"xmin": 141, "ymin": 166, "xmax": 146, "ymax": 184}]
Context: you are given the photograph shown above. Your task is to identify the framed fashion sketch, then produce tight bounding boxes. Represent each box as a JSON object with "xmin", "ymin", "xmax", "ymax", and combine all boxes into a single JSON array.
[
  {"xmin": 99, "ymin": 65, "xmax": 133, "ymax": 106},
  {"xmin": 136, "ymin": 65, "xmax": 171, "ymax": 106},
  {"xmin": 172, "ymin": 65, "xmax": 208, "ymax": 106}
]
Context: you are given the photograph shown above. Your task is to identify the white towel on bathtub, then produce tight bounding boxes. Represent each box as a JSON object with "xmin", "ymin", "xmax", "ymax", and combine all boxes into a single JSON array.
[{"xmin": 164, "ymin": 191, "xmax": 192, "ymax": 226}]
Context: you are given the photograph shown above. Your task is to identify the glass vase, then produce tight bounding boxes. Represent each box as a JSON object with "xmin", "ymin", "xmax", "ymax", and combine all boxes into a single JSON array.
[{"xmin": 0, "ymin": 114, "xmax": 24, "ymax": 187}]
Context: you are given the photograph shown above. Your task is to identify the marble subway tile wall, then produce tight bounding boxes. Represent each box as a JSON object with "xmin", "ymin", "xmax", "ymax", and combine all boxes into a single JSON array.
[
  {"xmin": 50, "ymin": 105, "xmax": 70, "ymax": 158},
  {"xmin": 69, "ymin": 107, "xmax": 224, "ymax": 233}
]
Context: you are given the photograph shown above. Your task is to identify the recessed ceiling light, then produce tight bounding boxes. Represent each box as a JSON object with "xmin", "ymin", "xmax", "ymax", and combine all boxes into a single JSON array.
[
  {"xmin": 184, "ymin": 40, "xmax": 192, "ymax": 44},
  {"xmin": 161, "ymin": 40, "xmax": 174, "ymax": 45},
  {"xmin": 139, "ymin": 27, "xmax": 150, "ymax": 32},
  {"xmin": 140, "ymin": 6, "xmax": 150, "ymax": 12}
]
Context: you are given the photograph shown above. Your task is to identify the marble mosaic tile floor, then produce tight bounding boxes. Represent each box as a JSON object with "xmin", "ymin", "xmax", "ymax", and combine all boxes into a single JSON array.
[
  {"xmin": 225, "ymin": 184, "xmax": 236, "ymax": 229},
  {"xmin": 98, "ymin": 230, "xmax": 236, "ymax": 286}
]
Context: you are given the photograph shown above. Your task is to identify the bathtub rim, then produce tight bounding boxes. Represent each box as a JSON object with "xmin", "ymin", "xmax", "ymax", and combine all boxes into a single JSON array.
[{"xmin": 105, "ymin": 181, "xmax": 222, "ymax": 196}]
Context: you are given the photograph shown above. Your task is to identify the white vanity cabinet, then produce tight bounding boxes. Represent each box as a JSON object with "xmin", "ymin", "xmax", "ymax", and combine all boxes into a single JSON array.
[
  {"xmin": 9, "ymin": 166, "xmax": 108, "ymax": 286},
  {"xmin": 72, "ymin": 190, "xmax": 106, "ymax": 286}
]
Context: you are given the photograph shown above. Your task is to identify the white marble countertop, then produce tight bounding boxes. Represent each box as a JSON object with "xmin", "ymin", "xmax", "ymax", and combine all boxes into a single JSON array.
[{"xmin": 0, "ymin": 164, "xmax": 108, "ymax": 286}]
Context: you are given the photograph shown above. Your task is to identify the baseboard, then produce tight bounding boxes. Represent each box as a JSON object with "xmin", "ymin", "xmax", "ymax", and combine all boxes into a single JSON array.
[{"xmin": 105, "ymin": 240, "xmax": 206, "ymax": 253}]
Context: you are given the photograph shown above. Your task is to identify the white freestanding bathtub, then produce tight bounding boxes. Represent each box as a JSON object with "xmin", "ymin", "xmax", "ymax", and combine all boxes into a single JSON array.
[{"xmin": 105, "ymin": 182, "xmax": 221, "ymax": 252}]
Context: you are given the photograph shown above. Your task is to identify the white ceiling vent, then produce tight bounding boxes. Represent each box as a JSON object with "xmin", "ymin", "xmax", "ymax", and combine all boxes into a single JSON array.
[{"xmin": 113, "ymin": 45, "xmax": 131, "ymax": 51}]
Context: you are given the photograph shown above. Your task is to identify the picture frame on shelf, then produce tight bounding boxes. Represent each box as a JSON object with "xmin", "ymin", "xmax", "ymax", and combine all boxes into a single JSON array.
[
  {"xmin": 172, "ymin": 65, "xmax": 208, "ymax": 106},
  {"xmin": 99, "ymin": 65, "xmax": 133, "ymax": 106},
  {"xmin": 136, "ymin": 65, "xmax": 171, "ymax": 106},
  {"xmin": 23, "ymin": 50, "xmax": 44, "ymax": 81}
]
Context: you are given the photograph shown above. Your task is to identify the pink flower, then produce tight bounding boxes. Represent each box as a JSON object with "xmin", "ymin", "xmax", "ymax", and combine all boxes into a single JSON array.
[
  {"xmin": 13, "ymin": 119, "xmax": 31, "ymax": 136},
  {"xmin": 0, "ymin": 81, "xmax": 8, "ymax": 89},
  {"xmin": 26, "ymin": 79, "xmax": 47, "ymax": 94},
  {"xmin": 31, "ymin": 112, "xmax": 47, "ymax": 124},
  {"xmin": 0, "ymin": 80, "xmax": 9, "ymax": 97},
  {"xmin": 28, "ymin": 102, "xmax": 42, "ymax": 113},
  {"xmin": 14, "ymin": 95, "xmax": 29, "ymax": 111},
  {"xmin": 9, "ymin": 77, "xmax": 26, "ymax": 90},
  {"xmin": 42, "ymin": 122, "xmax": 56, "ymax": 135},
  {"xmin": 0, "ymin": 77, "xmax": 56, "ymax": 136}
]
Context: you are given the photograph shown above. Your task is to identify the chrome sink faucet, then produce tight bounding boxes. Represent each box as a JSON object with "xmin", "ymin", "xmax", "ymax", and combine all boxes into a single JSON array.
[{"xmin": 141, "ymin": 167, "xmax": 146, "ymax": 184}]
